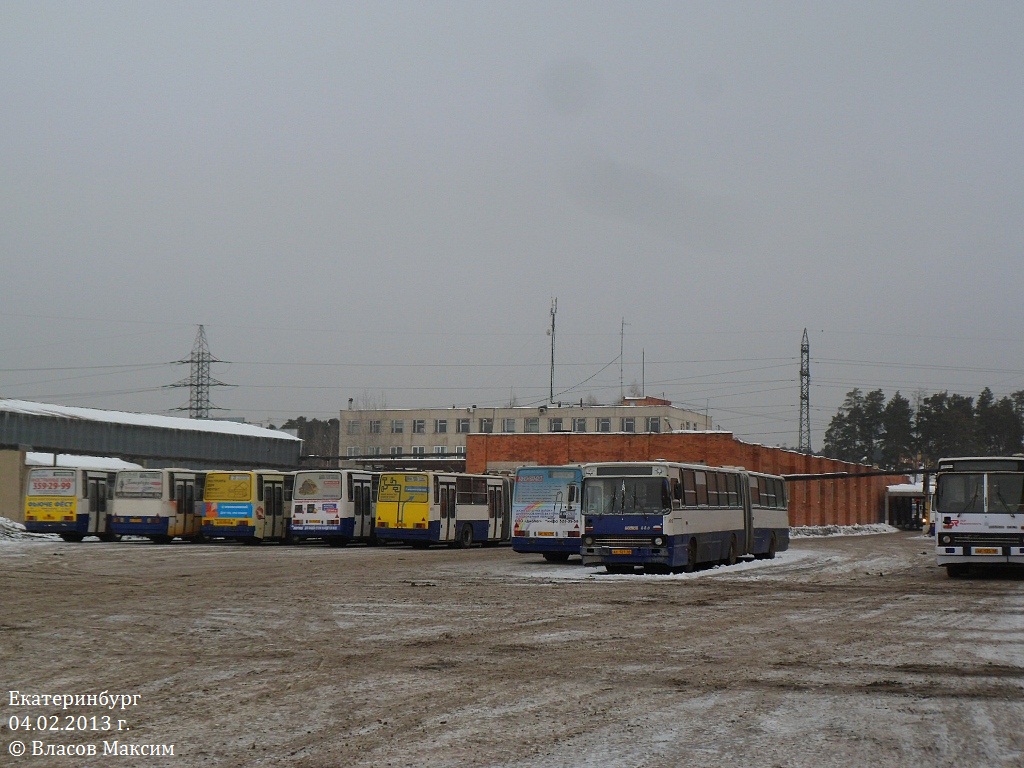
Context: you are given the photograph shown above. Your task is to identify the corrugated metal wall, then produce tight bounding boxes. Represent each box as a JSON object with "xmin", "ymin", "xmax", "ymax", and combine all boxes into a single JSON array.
[{"xmin": 0, "ymin": 411, "xmax": 300, "ymax": 469}]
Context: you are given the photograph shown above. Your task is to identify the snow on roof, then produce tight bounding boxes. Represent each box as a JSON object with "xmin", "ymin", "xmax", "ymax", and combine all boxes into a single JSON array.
[
  {"xmin": 26, "ymin": 452, "xmax": 143, "ymax": 470},
  {"xmin": 0, "ymin": 399, "xmax": 300, "ymax": 441}
]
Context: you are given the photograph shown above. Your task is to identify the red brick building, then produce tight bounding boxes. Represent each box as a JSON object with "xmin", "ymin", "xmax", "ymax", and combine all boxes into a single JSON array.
[{"xmin": 466, "ymin": 431, "xmax": 907, "ymax": 527}]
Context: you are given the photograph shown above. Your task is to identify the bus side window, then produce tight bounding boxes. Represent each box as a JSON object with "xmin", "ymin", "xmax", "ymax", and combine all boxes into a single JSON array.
[{"xmin": 683, "ymin": 469, "xmax": 697, "ymax": 507}]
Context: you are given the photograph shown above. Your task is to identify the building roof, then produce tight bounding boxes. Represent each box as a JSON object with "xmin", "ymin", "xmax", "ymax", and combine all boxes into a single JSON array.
[{"xmin": 0, "ymin": 399, "xmax": 300, "ymax": 441}]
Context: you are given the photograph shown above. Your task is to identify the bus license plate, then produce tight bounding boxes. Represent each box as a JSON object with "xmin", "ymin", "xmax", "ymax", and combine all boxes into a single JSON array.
[
  {"xmin": 130, "ymin": 518, "xmax": 142, "ymax": 523},
  {"xmin": 537, "ymin": 531, "xmax": 554, "ymax": 536},
  {"xmin": 975, "ymin": 547, "xmax": 1000, "ymax": 555},
  {"xmin": 611, "ymin": 548, "xmax": 633, "ymax": 555}
]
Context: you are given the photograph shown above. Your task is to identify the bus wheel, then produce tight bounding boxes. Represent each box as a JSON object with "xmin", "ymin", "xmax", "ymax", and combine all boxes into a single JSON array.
[
  {"xmin": 724, "ymin": 536, "xmax": 737, "ymax": 566},
  {"xmin": 683, "ymin": 539, "xmax": 698, "ymax": 573},
  {"xmin": 765, "ymin": 535, "xmax": 777, "ymax": 560},
  {"xmin": 150, "ymin": 535, "xmax": 173, "ymax": 545},
  {"xmin": 98, "ymin": 532, "xmax": 121, "ymax": 543},
  {"xmin": 456, "ymin": 524, "xmax": 474, "ymax": 549},
  {"xmin": 59, "ymin": 533, "xmax": 85, "ymax": 543},
  {"xmin": 543, "ymin": 552, "xmax": 571, "ymax": 563},
  {"xmin": 946, "ymin": 564, "xmax": 969, "ymax": 578}
]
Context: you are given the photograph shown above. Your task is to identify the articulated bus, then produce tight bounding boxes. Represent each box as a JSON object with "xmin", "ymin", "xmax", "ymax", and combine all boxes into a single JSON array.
[
  {"xmin": 934, "ymin": 456, "xmax": 1024, "ymax": 577},
  {"xmin": 200, "ymin": 470, "xmax": 294, "ymax": 543},
  {"xmin": 23, "ymin": 467, "xmax": 119, "ymax": 543},
  {"xmin": 511, "ymin": 465, "xmax": 583, "ymax": 562},
  {"xmin": 291, "ymin": 470, "xmax": 379, "ymax": 546},
  {"xmin": 110, "ymin": 469, "xmax": 206, "ymax": 544},
  {"xmin": 374, "ymin": 471, "xmax": 510, "ymax": 547},
  {"xmin": 579, "ymin": 461, "xmax": 789, "ymax": 574}
]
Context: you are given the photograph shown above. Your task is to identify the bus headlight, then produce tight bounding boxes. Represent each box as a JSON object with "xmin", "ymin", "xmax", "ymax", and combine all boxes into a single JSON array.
[
  {"xmin": 940, "ymin": 534, "xmax": 952, "ymax": 545},
  {"xmin": 583, "ymin": 535, "xmax": 594, "ymax": 546},
  {"xmin": 653, "ymin": 536, "xmax": 665, "ymax": 546}
]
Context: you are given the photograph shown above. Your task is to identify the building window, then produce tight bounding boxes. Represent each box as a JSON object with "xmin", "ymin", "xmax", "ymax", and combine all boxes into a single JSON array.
[
  {"xmin": 411, "ymin": 446, "xmax": 425, "ymax": 456},
  {"xmin": 434, "ymin": 419, "xmax": 448, "ymax": 434},
  {"xmin": 479, "ymin": 418, "xmax": 493, "ymax": 433},
  {"xmin": 524, "ymin": 417, "xmax": 540, "ymax": 433},
  {"xmin": 454, "ymin": 445, "xmax": 466, "ymax": 456},
  {"xmin": 646, "ymin": 417, "xmax": 661, "ymax": 433},
  {"xmin": 390, "ymin": 446, "xmax": 402, "ymax": 457},
  {"xmin": 502, "ymin": 418, "xmax": 516, "ymax": 433},
  {"xmin": 412, "ymin": 419, "xmax": 426, "ymax": 434},
  {"xmin": 346, "ymin": 420, "xmax": 361, "ymax": 435},
  {"xmin": 572, "ymin": 417, "xmax": 587, "ymax": 433},
  {"xmin": 391, "ymin": 420, "xmax": 404, "ymax": 434},
  {"xmin": 347, "ymin": 446, "xmax": 360, "ymax": 457},
  {"xmin": 369, "ymin": 420, "xmax": 381, "ymax": 435},
  {"xmin": 371, "ymin": 446, "xmax": 382, "ymax": 456},
  {"xmin": 434, "ymin": 445, "xmax": 446, "ymax": 455},
  {"xmin": 456, "ymin": 418, "xmax": 471, "ymax": 433},
  {"xmin": 597, "ymin": 417, "xmax": 611, "ymax": 433},
  {"xmin": 621, "ymin": 417, "xmax": 635, "ymax": 433},
  {"xmin": 548, "ymin": 417, "xmax": 563, "ymax": 432}
]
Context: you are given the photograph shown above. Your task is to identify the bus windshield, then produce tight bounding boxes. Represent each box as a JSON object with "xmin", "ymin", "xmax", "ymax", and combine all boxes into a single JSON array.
[
  {"xmin": 583, "ymin": 477, "xmax": 670, "ymax": 516},
  {"xmin": 935, "ymin": 472, "xmax": 1024, "ymax": 514}
]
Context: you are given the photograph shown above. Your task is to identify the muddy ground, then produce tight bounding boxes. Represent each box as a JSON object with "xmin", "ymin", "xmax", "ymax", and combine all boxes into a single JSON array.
[{"xmin": 1, "ymin": 530, "xmax": 1022, "ymax": 767}]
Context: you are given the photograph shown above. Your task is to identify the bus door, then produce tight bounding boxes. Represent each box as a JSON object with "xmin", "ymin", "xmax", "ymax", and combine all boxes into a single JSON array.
[
  {"xmin": 86, "ymin": 472, "xmax": 108, "ymax": 534},
  {"xmin": 267, "ymin": 479, "xmax": 285, "ymax": 539},
  {"xmin": 439, "ymin": 481, "xmax": 456, "ymax": 541},
  {"xmin": 739, "ymin": 474, "xmax": 754, "ymax": 555},
  {"xmin": 487, "ymin": 486, "xmax": 502, "ymax": 541},
  {"xmin": 173, "ymin": 477, "xmax": 197, "ymax": 537},
  {"xmin": 353, "ymin": 477, "xmax": 373, "ymax": 538}
]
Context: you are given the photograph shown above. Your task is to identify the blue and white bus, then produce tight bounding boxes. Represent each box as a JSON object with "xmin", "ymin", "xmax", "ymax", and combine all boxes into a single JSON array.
[
  {"xmin": 511, "ymin": 465, "xmax": 583, "ymax": 562},
  {"xmin": 110, "ymin": 469, "xmax": 206, "ymax": 544},
  {"xmin": 291, "ymin": 469, "xmax": 379, "ymax": 546},
  {"xmin": 934, "ymin": 456, "xmax": 1024, "ymax": 577},
  {"xmin": 579, "ymin": 461, "xmax": 789, "ymax": 574}
]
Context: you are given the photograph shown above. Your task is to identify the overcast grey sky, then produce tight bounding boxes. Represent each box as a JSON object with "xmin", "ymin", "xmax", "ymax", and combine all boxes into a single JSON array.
[{"xmin": 2, "ymin": 1, "xmax": 1022, "ymax": 447}]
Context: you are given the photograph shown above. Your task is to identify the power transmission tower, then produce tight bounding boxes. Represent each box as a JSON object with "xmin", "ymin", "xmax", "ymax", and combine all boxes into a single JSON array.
[
  {"xmin": 798, "ymin": 328, "xmax": 811, "ymax": 453},
  {"xmin": 170, "ymin": 325, "xmax": 231, "ymax": 419}
]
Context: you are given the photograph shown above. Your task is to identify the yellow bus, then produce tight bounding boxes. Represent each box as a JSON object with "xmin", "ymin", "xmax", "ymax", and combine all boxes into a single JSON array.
[
  {"xmin": 200, "ymin": 470, "xmax": 294, "ymax": 543},
  {"xmin": 24, "ymin": 467, "xmax": 119, "ymax": 543},
  {"xmin": 374, "ymin": 471, "xmax": 510, "ymax": 547},
  {"xmin": 110, "ymin": 469, "xmax": 206, "ymax": 544}
]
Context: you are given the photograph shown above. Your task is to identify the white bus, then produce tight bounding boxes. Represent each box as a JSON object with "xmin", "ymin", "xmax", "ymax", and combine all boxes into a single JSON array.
[
  {"xmin": 200, "ymin": 470, "xmax": 295, "ymax": 544},
  {"xmin": 580, "ymin": 461, "xmax": 789, "ymax": 574},
  {"xmin": 291, "ymin": 469, "xmax": 379, "ymax": 546},
  {"xmin": 23, "ymin": 467, "xmax": 119, "ymax": 543},
  {"xmin": 374, "ymin": 471, "xmax": 510, "ymax": 547},
  {"xmin": 511, "ymin": 465, "xmax": 583, "ymax": 562},
  {"xmin": 934, "ymin": 456, "xmax": 1024, "ymax": 577},
  {"xmin": 110, "ymin": 469, "xmax": 206, "ymax": 544}
]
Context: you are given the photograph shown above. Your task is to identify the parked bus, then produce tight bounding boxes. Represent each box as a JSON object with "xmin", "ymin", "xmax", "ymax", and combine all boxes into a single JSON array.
[
  {"xmin": 374, "ymin": 471, "xmax": 510, "ymax": 547},
  {"xmin": 291, "ymin": 469, "xmax": 379, "ymax": 546},
  {"xmin": 934, "ymin": 456, "xmax": 1024, "ymax": 577},
  {"xmin": 110, "ymin": 469, "xmax": 206, "ymax": 544},
  {"xmin": 511, "ymin": 465, "xmax": 583, "ymax": 562},
  {"xmin": 579, "ymin": 461, "xmax": 789, "ymax": 574},
  {"xmin": 23, "ymin": 467, "xmax": 119, "ymax": 543},
  {"xmin": 200, "ymin": 470, "xmax": 294, "ymax": 543}
]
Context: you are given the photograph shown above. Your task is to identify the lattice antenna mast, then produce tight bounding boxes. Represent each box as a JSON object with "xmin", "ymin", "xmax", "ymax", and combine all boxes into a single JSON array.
[
  {"xmin": 170, "ymin": 325, "xmax": 231, "ymax": 419},
  {"xmin": 798, "ymin": 328, "xmax": 811, "ymax": 453},
  {"xmin": 548, "ymin": 298, "xmax": 557, "ymax": 404}
]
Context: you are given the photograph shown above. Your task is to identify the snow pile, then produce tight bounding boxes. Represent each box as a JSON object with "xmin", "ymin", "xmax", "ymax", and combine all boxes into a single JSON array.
[
  {"xmin": 0, "ymin": 515, "xmax": 29, "ymax": 540},
  {"xmin": 791, "ymin": 523, "xmax": 899, "ymax": 538}
]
